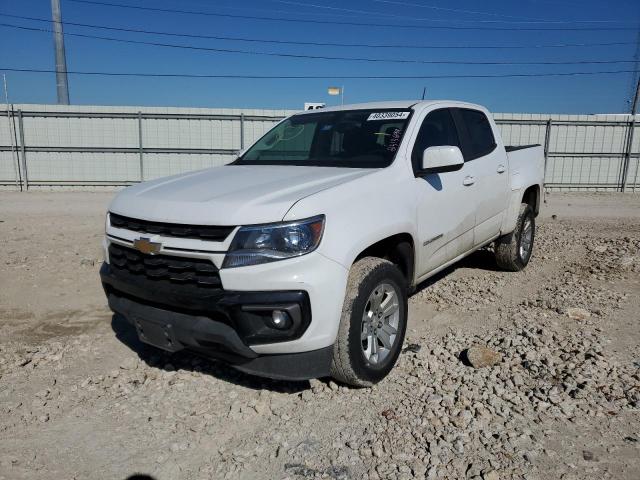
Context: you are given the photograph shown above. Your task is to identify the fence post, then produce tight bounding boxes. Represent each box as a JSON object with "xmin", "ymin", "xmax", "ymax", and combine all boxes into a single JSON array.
[
  {"xmin": 138, "ymin": 111, "xmax": 144, "ymax": 182},
  {"xmin": 621, "ymin": 115, "xmax": 636, "ymax": 192},
  {"xmin": 239, "ymin": 113, "xmax": 245, "ymax": 151},
  {"xmin": 622, "ymin": 79, "xmax": 640, "ymax": 192},
  {"xmin": 542, "ymin": 118, "xmax": 552, "ymax": 198},
  {"xmin": 5, "ymin": 104, "xmax": 21, "ymax": 190},
  {"xmin": 17, "ymin": 109, "xmax": 28, "ymax": 190}
]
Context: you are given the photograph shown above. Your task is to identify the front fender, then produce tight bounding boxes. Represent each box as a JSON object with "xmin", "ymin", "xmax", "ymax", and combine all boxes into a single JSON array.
[{"xmin": 283, "ymin": 168, "xmax": 419, "ymax": 271}]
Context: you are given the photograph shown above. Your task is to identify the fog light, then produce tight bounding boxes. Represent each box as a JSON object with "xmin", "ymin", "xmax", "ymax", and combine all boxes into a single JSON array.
[{"xmin": 271, "ymin": 310, "xmax": 292, "ymax": 329}]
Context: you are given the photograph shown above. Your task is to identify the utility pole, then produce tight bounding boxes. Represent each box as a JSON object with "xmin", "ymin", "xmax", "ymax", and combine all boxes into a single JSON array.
[
  {"xmin": 625, "ymin": 29, "xmax": 640, "ymax": 112},
  {"xmin": 621, "ymin": 77, "xmax": 639, "ymax": 192},
  {"xmin": 51, "ymin": 0, "xmax": 70, "ymax": 104},
  {"xmin": 632, "ymin": 77, "xmax": 640, "ymax": 115}
]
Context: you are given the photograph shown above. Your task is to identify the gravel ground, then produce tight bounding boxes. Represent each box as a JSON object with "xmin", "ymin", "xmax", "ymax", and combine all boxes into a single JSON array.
[{"xmin": 0, "ymin": 191, "xmax": 639, "ymax": 480}]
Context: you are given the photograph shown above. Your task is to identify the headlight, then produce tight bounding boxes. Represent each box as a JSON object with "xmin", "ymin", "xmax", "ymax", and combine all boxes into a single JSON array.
[{"xmin": 222, "ymin": 215, "xmax": 325, "ymax": 268}]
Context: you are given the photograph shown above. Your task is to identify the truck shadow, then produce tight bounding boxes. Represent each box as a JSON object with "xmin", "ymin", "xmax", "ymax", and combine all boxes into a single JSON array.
[
  {"xmin": 411, "ymin": 247, "xmax": 501, "ymax": 296},
  {"xmin": 110, "ymin": 313, "xmax": 310, "ymax": 393}
]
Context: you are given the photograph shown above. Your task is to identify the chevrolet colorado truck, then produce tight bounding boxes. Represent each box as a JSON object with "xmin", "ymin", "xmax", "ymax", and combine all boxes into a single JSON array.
[{"xmin": 100, "ymin": 100, "xmax": 544, "ymax": 386}]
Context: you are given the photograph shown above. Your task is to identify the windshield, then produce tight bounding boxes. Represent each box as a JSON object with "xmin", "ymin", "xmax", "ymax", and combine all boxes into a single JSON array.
[{"xmin": 234, "ymin": 109, "xmax": 412, "ymax": 168}]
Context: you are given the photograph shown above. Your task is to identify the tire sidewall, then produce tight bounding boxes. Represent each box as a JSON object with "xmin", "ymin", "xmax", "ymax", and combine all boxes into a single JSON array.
[
  {"xmin": 345, "ymin": 263, "xmax": 408, "ymax": 384},
  {"xmin": 516, "ymin": 205, "xmax": 535, "ymax": 267}
]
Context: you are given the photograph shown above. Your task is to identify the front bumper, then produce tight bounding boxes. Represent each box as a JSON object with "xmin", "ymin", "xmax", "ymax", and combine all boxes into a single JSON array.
[
  {"xmin": 100, "ymin": 261, "xmax": 312, "ymax": 345},
  {"xmin": 101, "ymin": 262, "xmax": 335, "ymax": 380},
  {"xmin": 106, "ymin": 294, "xmax": 333, "ymax": 381}
]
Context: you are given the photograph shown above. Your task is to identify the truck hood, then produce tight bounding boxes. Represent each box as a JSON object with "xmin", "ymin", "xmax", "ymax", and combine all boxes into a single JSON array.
[{"xmin": 109, "ymin": 165, "xmax": 374, "ymax": 225}]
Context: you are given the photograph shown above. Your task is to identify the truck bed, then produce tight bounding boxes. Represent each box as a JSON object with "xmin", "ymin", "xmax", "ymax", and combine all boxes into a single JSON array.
[{"xmin": 505, "ymin": 144, "xmax": 545, "ymax": 190}]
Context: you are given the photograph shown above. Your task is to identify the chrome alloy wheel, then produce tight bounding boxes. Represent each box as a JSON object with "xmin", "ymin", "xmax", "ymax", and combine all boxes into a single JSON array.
[
  {"xmin": 361, "ymin": 282, "xmax": 400, "ymax": 366},
  {"xmin": 519, "ymin": 216, "xmax": 533, "ymax": 260}
]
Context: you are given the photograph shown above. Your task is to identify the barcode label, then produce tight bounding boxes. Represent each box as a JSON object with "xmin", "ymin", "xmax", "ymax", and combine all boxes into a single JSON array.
[{"xmin": 367, "ymin": 111, "xmax": 410, "ymax": 121}]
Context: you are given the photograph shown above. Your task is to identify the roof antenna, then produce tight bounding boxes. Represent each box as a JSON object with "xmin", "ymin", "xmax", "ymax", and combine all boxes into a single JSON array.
[{"xmin": 421, "ymin": 87, "xmax": 426, "ymax": 100}]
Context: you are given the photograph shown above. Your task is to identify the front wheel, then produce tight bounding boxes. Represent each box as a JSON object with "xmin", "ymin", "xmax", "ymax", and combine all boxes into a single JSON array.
[
  {"xmin": 495, "ymin": 203, "xmax": 535, "ymax": 271},
  {"xmin": 330, "ymin": 257, "xmax": 408, "ymax": 387}
]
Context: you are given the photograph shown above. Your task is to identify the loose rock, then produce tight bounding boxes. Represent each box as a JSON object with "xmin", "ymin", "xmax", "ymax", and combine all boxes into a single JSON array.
[{"xmin": 464, "ymin": 346, "xmax": 503, "ymax": 368}]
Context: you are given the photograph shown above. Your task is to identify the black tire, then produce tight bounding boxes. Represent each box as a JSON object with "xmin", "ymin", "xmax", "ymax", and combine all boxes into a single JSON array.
[
  {"xmin": 495, "ymin": 203, "xmax": 536, "ymax": 272},
  {"xmin": 330, "ymin": 257, "xmax": 408, "ymax": 387}
]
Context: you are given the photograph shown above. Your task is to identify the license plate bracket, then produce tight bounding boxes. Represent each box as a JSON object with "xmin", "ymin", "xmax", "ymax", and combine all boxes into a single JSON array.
[{"xmin": 133, "ymin": 315, "xmax": 182, "ymax": 352}]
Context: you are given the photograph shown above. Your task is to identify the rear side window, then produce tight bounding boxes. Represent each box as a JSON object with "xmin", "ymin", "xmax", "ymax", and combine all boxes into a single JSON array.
[
  {"xmin": 455, "ymin": 109, "xmax": 496, "ymax": 160},
  {"xmin": 411, "ymin": 108, "xmax": 461, "ymax": 171}
]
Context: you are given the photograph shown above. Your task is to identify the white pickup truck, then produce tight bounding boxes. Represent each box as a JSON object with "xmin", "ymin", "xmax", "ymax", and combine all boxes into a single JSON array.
[{"xmin": 100, "ymin": 100, "xmax": 544, "ymax": 386}]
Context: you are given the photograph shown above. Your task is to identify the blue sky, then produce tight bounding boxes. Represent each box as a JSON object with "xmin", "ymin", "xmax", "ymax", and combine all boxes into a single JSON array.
[{"xmin": 1, "ymin": 0, "xmax": 639, "ymax": 113}]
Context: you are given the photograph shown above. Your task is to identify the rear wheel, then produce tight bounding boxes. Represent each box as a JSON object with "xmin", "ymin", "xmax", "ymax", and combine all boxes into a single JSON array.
[
  {"xmin": 330, "ymin": 257, "xmax": 408, "ymax": 387},
  {"xmin": 495, "ymin": 203, "xmax": 535, "ymax": 271}
]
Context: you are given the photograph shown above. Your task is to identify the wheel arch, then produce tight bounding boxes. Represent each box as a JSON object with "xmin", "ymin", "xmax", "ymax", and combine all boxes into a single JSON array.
[
  {"xmin": 522, "ymin": 184, "xmax": 540, "ymax": 216},
  {"xmin": 500, "ymin": 183, "xmax": 540, "ymax": 235},
  {"xmin": 352, "ymin": 232, "xmax": 416, "ymax": 288}
]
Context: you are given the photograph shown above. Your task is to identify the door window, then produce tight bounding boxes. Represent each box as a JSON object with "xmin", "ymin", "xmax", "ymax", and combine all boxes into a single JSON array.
[
  {"xmin": 411, "ymin": 108, "xmax": 461, "ymax": 173},
  {"xmin": 454, "ymin": 109, "xmax": 497, "ymax": 161}
]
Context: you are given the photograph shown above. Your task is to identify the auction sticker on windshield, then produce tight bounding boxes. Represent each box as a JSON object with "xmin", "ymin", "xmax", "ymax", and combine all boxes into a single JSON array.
[{"xmin": 367, "ymin": 111, "xmax": 410, "ymax": 121}]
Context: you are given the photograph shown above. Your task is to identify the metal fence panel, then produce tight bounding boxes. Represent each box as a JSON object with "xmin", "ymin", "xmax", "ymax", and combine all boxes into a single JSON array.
[
  {"xmin": 0, "ymin": 151, "xmax": 18, "ymax": 185},
  {"xmin": 544, "ymin": 155, "xmax": 624, "ymax": 190},
  {"xmin": 23, "ymin": 115, "xmax": 138, "ymax": 149},
  {"xmin": 495, "ymin": 113, "xmax": 638, "ymax": 191},
  {"xmin": 143, "ymin": 153, "xmax": 236, "ymax": 180},
  {"xmin": 1, "ymin": 104, "xmax": 638, "ymax": 191},
  {"xmin": 0, "ymin": 111, "xmax": 19, "ymax": 186},
  {"xmin": 25, "ymin": 151, "xmax": 139, "ymax": 184}
]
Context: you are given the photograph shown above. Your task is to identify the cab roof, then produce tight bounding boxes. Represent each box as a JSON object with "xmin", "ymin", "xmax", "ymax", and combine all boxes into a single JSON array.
[{"xmin": 295, "ymin": 100, "xmax": 488, "ymax": 115}]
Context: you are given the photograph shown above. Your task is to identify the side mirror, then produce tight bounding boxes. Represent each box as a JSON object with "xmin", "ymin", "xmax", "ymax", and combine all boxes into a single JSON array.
[{"xmin": 421, "ymin": 146, "xmax": 464, "ymax": 174}]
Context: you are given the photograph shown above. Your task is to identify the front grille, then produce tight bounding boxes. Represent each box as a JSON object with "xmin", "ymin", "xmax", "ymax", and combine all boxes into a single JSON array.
[
  {"xmin": 109, "ymin": 212, "xmax": 234, "ymax": 242},
  {"xmin": 108, "ymin": 243, "xmax": 221, "ymax": 289}
]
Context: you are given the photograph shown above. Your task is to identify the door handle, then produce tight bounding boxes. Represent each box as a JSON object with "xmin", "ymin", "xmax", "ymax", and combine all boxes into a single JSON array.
[
  {"xmin": 463, "ymin": 176, "xmax": 475, "ymax": 186},
  {"xmin": 497, "ymin": 164, "xmax": 506, "ymax": 174}
]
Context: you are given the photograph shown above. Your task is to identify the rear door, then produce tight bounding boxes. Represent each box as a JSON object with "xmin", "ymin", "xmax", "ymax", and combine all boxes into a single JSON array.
[
  {"xmin": 412, "ymin": 108, "xmax": 475, "ymax": 277},
  {"xmin": 452, "ymin": 108, "xmax": 509, "ymax": 245}
]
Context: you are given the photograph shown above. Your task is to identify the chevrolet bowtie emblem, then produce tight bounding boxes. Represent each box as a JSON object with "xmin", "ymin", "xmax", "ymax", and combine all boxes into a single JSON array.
[{"xmin": 133, "ymin": 237, "xmax": 162, "ymax": 255}]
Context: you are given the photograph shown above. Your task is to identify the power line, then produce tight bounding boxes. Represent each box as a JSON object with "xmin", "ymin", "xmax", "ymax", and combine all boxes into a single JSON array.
[
  {"xmin": 2, "ymin": 67, "xmax": 639, "ymax": 79},
  {"xmin": 66, "ymin": 0, "xmax": 636, "ymax": 31},
  {"xmin": 155, "ymin": 2, "xmax": 386, "ymax": 21},
  {"xmin": 3, "ymin": 23, "xmax": 637, "ymax": 66},
  {"xmin": 370, "ymin": 0, "xmax": 544, "ymax": 20},
  {"xmin": 4, "ymin": 13, "xmax": 635, "ymax": 50},
  {"xmin": 275, "ymin": 0, "xmax": 630, "ymax": 24},
  {"xmin": 121, "ymin": 0, "xmax": 539, "ymax": 23},
  {"xmin": 370, "ymin": 0, "xmax": 627, "ymax": 23}
]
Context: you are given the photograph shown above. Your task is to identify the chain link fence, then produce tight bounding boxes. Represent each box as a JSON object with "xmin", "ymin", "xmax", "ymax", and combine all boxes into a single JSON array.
[{"xmin": 1, "ymin": 104, "xmax": 638, "ymax": 191}]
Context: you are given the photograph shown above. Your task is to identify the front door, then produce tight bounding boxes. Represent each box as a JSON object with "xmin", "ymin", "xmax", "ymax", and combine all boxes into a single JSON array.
[{"xmin": 412, "ymin": 108, "xmax": 476, "ymax": 277}]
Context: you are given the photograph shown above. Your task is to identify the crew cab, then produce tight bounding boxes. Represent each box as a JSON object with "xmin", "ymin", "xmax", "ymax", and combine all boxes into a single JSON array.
[{"xmin": 100, "ymin": 100, "xmax": 544, "ymax": 386}]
